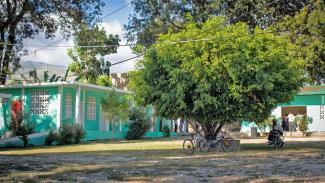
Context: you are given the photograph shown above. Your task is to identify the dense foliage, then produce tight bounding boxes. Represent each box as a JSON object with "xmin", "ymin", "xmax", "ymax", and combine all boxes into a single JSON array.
[
  {"xmin": 162, "ymin": 125, "xmax": 171, "ymax": 137},
  {"xmin": 101, "ymin": 90, "xmax": 129, "ymax": 140},
  {"xmin": 9, "ymin": 112, "xmax": 34, "ymax": 147},
  {"xmin": 294, "ymin": 115, "xmax": 313, "ymax": 135},
  {"xmin": 125, "ymin": 108, "xmax": 150, "ymax": 140},
  {"xmin": 278, "ymin": 0, "xmax": 325, "ymax": 84},
  {"xmin": 58, "ymin": 123, "xmax": 86, "ymax": 145},
  {"xmin": 68, "ymin": 26, "xmax": 119, "ymax": 84},
  {"xmin": 0, "ymin": 0, "xmax": 104, "ymax": 84},
  {"xmin": 125, "ymin": 0, "xmax": 310, "ymax": 46},
  {"xmin": 130, "ymin": 17, "xmax": 304, "ymax": 139}
]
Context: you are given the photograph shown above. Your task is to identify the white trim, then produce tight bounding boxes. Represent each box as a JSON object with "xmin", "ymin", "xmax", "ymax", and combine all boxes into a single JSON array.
[
  {"xmin": 0, "ymin": 81, "xmax": 131, "ymax": 94},
  {"xmin": 82, "ymin": 88, "xmax": 85, "ymax": 127},
  {"xmin": 21, "ymin": 87, "xmax": 25, "ymax": 112},
  {"xmin": 0, "ymin": 93, "xmax": 11, "ymax": 98},
  {"xmin": 75, "ymin": 86, "xmax": 81, "ymax": 124},
  {"xmin": 57, "ymin": 86, "xmax": 63, "ymax": 129}
]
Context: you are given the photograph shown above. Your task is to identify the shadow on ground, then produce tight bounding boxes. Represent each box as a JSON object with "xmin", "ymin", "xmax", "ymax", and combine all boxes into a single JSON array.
[{"xmin": 0, "ymin": 139, "xmax": 324, "ymax": 182}]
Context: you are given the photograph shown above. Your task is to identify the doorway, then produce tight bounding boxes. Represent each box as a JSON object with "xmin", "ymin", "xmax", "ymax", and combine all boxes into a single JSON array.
[{"xmin": 281, "ymin": 106, "xmax": 307, "ymax": 120}]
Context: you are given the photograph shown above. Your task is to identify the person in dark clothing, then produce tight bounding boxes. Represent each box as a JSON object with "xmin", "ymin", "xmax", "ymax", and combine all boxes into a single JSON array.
[
  {"xmin": 268, "ymin": 119, "xmax": 284, "ymax": 143},
  {"xmin": 282, "ymin": 114, "xmax": 289, "ymax": 131}
]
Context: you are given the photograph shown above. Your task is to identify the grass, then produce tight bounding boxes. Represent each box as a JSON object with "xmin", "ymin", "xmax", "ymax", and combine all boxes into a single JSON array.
[{"xmin": 1, "ymin": 137, "xmax": 325, "ymax": 182}]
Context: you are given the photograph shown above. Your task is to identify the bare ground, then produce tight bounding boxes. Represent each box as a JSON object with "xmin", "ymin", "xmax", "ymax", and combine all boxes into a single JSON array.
[{"xmin": 0, "ymin": 137, "xmax": 324, "ymax": 183}]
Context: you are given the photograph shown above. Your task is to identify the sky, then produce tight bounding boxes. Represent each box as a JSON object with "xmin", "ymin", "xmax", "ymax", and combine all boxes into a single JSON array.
[{"xmin": 21, "ymin": 0, "xmax": 137, "ymax": 74}]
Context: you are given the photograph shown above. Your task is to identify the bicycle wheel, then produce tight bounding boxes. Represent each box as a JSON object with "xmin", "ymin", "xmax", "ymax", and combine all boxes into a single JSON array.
[
  {"xmin": 198, "ymin": 139, "xmax": 209, "ymax": 152},
  {"xmin": 222, "ymin": 137, "xmax": 234, "ymax": 152},
  {"xmin": 183, "ymin": 139, "xmax": 195, "ymax": 155}
]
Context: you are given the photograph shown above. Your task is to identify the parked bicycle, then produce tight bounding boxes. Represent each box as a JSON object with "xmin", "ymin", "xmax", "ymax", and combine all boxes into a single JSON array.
[
  {"xmin": 198, "ymin": 132, "xmax": 234, "ymax": 152},
  {"xmin": 182, "ymin": 131, "xmax": 205, "ymax": 155}
]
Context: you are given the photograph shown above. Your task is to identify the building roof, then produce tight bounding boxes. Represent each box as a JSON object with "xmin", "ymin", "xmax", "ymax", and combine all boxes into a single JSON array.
[
  {"xmin": 0, "ymin": 81, "xmax": 131, "ymax": 94},
  {"xmin": 299, "ymin": 85, "xmax": 325, "ymax": 95}
]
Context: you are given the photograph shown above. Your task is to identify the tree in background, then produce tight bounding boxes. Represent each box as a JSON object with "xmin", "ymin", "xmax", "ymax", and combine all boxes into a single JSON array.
[
  {"xmin": 278, "ymin": 0, "xmax": 325, "ymax": 84},
  {"xmin": 130, "ymin": 17, "xmax": 304, "ymax": 139},
  {"xmin": 68, "ymin": 26, "xmax": 119, "ymax": 84},
  {"xmin": 20, "ymin": 68, "xmax": 69, "ymax": 83},
  {"xmin": 125, "ymin": 108, "xmax": 149, "ymax": 140},
  {"xmin": 126, "ymin": 0, "xmax": 322, "ymax": 83},
  {"xmin": 101, "ymin": 90, "xmax": 129, "ymax": 140},
  {"xmin": 0, "ymin": 0, "xmax": 105, "ymax": 84},
  {"xmin": 125, "ymin": 0, "xmax": 310, "ymax": 47}
]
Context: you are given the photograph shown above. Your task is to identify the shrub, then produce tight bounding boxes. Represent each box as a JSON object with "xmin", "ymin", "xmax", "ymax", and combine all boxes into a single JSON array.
[
  {"xmin": 162, "ymin": 125, "xmax": 171, "ymax": 137},
  {"xmin": 58, "ymin": 123, "xmax": 86, "ymax": 145},
  {"xmin": 125, "ymin": 108, "xmax": 149, "ymax": 140},
  {"xmin": 295, "ymin": 115, "xmax": 313, "ymax": 135},
  {"xmin": 9, "ymin": 112, "xmax": 34, "ymax": 147},
  {"xmin": 44, "ymin": 128, "xmax": 60, "ymax": 146}
]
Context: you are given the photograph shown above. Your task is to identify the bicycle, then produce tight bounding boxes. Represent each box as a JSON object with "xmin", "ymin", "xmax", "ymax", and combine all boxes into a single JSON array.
[
  {"xmin": 183, "ymin": 131, "xmax": 205, "ymax": 155},
  {"xmin": 198, "ymin": 132, "xmax": 234, "ymax": 152}
]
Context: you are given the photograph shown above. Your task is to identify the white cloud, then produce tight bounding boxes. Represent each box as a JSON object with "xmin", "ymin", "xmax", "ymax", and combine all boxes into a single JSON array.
[{"xmin": 21, "ymin": 19, "xmax": 139, "ymax": 73}]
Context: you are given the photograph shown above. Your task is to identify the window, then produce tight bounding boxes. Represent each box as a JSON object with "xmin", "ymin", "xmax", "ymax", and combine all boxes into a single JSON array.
[
  {"xmin": 65, "ymin": 94, "xmax": 72, "ymax": 119},
  {"xmin": 87, "ymin": 96, "xmax": 96, "ymax": 120},
  {"xmin": 31, "ymin": 90, "xmax": 49, "ymax": 114},
  {"xmin": 320, "ymin": 105, "xmax": 325, "ymax": 120}
]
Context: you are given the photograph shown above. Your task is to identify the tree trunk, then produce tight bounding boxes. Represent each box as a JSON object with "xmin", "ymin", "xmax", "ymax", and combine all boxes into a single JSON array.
[{"xmin": 0, "ymin": 25, "xmax": 16, "ymax": 84}]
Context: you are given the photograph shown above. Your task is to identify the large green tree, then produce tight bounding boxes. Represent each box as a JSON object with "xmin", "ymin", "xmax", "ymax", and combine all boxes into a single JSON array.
[
  {"xmin": 125, "ymin": 0, "xmax": 310, "ymax": 46},
  {"xmin": 130, "ymin": 17, "xmax": 304, "ymax": 139},
  {"xmin": 278, "ymin": 0, "xmax": 325, "ymax": 84},
  {"xmin": 0, "ymin": 0, "xmax": 104, "ymax": 84},
  {"xmin": 68, "ymin": 26, "xmax": 119, "ymax": 84}
]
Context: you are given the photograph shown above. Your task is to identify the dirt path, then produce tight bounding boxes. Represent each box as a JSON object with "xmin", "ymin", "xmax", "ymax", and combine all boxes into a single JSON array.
[{"xmin": 0, "ymin": 137, "xmax": 324, "ymax": 182}]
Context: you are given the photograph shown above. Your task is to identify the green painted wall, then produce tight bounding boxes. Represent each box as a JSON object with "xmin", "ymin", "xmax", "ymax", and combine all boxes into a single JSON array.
[
  {"xmin": 281, "ymin": 94, "xmax": 325, "ymax": 106},
  {"xmin": 62, "ymin": 86, "xmax": 76, "ymax": 124},
  {"xmin": 24, "ymin": 87, "xmax": 58, "ymax": 132},
  {"xmin": 0, "ymin": 88, "xmax": 22, "ymax": 134}
]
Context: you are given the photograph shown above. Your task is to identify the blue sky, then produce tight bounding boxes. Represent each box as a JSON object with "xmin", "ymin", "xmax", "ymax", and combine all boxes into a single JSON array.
[{"xmin": 22, "ymin": 0, "xmax": 137, "ymax": 74}]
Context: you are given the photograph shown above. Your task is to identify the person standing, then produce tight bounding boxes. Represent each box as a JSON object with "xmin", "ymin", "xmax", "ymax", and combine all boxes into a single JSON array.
[{"xmin": 288, "ymin": 113, "xmax": 295, "ymax": 132}]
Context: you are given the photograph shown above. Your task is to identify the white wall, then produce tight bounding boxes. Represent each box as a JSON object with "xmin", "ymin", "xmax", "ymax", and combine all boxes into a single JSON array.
[
  {"xmin": 272, "ymin": 107, "xmax": 282, "ymax": 118},
  {"xmin": 307, "ymin": 105, "xmax": 325, "ymax": 132}
]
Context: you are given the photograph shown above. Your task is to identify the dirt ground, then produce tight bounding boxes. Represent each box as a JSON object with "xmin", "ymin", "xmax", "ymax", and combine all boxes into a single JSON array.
[{"xmin": 0, "ymin": 137, "xmax": 325, "ymax": 183}]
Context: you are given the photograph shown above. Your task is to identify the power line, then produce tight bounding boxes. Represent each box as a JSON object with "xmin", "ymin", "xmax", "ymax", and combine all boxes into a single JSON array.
[
  {"xmin": 29, "ymin": 2, "xmax": 131, "ymax": 54},
  {"xmin": 111, "ymin": 55, "xmax": 142, "ymax": 66},
  {"xmin": 102, "ymin": 2, "xmax": 131, "ymax": 20}
]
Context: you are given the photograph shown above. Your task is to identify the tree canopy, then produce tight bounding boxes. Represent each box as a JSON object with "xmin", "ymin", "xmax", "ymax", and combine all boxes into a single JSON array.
[
  {"xmin": 0, "ymin": 0, "xmax": 105, "ymax": 84},
  {"xmin": 278, "ymin": 0, "xmax": 324, "ymax": 84},
  {"xmin": 68, "ymin": 26, "xmax": 119, "ymax": 84},
  {"xmin": 130, "ymin": 17, "xmax": 304, "ymax": 138},
  {"xmin": 125, "ymin": 0, "xmax": 310, "ymax": 46}
]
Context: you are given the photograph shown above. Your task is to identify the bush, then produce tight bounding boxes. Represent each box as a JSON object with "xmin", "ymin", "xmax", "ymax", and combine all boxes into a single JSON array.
[
  {"xmin": 44, "ymin": 128, "xmax": 60, "ymax": 146},
  {"xmin": 9, "ymin": 112, "xmax": 34, "ymax": 147},
  {"xmin": 44, "ymin": 123, "xmax": 86, "ymax": 145},
  {"xmin": 162, "ymin": 125, "xmax": 171, "ymax": 137},
  {"xmin": 295, "ymin": 115, "xmax": 313, "ymax": 135},
  {"xmin": 125, "ymin": 108, "xmax": 150, "ymax": 140},
  {"xmin": 58, "ymin": 123, "xmax": 86, "ymax": 144}
]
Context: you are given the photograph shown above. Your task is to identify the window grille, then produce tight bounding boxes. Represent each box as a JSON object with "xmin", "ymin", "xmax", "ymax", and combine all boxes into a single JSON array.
[
  {"xmin": 65, "ymin": 94, "xmax": 72, "ymax": 119},
  {"xmin": 87, "ymin": 96, "xmax": 96, "ymax": 120},
  {"xmin": 320, "ymin": 105, "xmax": 325, "ymax": 120},
  {"xmin": 0, "ymin": 98, "xmax": 8, "ymax": 103},
  {"xmin": 31, "ymin": 90, "xmax": 49, "ymax": 114}
]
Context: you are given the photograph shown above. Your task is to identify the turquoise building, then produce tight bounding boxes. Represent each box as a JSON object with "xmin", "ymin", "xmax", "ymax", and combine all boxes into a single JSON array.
[
  {"xmin": 241, "ymin": 85, "xmax": 325, "ymax": 134},
  {"xmin": 0, "ymin": 81, "xmax": 175, "ymax": 141}
]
